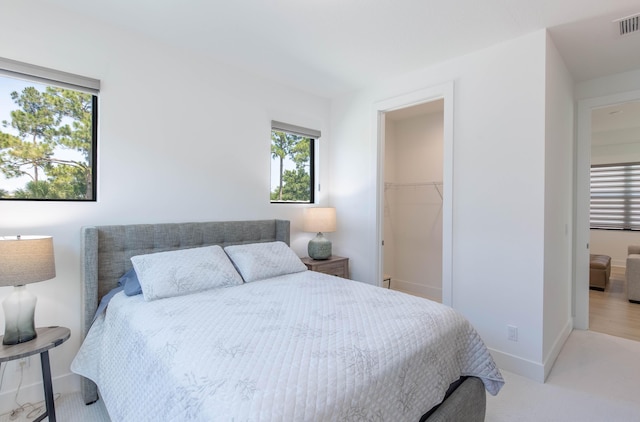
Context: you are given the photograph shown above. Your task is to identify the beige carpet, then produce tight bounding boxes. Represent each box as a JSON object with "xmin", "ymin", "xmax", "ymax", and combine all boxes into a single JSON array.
[
  {"xmin": 2, "ymin": 330, "xmax": 638, "ymax": 421},
  {"xmin": 0, "ymin": 391, "xmax": 109, "ymax": 422},
  {"xmin": 486, "ymin": 329, "xmax": 640, "ymax": 421}
]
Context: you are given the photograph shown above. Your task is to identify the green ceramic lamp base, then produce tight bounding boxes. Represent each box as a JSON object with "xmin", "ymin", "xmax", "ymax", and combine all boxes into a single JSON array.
[{"xmin": 308, "ymin": 232, "xmax": 332, "ymax": 260}]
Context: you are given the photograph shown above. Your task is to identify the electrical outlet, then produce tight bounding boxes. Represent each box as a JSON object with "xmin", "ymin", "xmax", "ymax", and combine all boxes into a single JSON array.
[
  {"xmin": 16, "ymin": 357, "xmax": 30, "ymax": 371},
  {"xmin": 507, "ymin": 325, "xmax": 518, "ymax": 342}
]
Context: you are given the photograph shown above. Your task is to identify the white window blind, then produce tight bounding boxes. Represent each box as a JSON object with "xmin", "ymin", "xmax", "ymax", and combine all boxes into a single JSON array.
[
  {"xmin": 590, "ymin": 162, "xmax": 640, "ymax": 230},
  {"xmin": 0, "ymin": 57, "xmax": 100, "ymax": 95},
  {"xmin": 271, "ymin": 121, "xmax": 320, "ymax": 139}
]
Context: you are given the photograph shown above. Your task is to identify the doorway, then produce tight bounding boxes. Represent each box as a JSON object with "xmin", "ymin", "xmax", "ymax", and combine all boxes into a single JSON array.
[
  {"xmin": 575, "ymin": 88, "xmax": 640, "ymax": 330},
  {"xmin": 374, "ymin": 82, "xmax": 454, "ymax": 307},
  {"xmin": 383, "ymin": 100, "xmax": 444, "ymax": 301},
  {"xmin": 586, "ymin": 100, "xmax": 640, "ymax": 342}
]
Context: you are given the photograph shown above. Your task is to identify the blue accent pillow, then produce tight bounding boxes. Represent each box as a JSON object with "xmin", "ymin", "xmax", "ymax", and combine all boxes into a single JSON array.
[
  {"xmin": 91, "ymin": 268, "xmax": 142, "ymax": 324},
  {"xmin": 118, "ymin": 268, "xmax": 143, "ymax": 296}
]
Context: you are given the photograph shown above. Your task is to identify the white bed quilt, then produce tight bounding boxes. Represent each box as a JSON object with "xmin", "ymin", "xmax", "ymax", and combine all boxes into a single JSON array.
[{"xmin": 72, "ymin": 271, "xmax": 504, "ymax": 421}]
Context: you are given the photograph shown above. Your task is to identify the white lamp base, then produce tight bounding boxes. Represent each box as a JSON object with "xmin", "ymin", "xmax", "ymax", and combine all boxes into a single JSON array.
[
  {"xmin": 3, "ymin": 285, "xmax": 37, "ymax": 345},
  {"xmin": 308, "ymin": 232, "xmax": 332, "ymax": 260}
]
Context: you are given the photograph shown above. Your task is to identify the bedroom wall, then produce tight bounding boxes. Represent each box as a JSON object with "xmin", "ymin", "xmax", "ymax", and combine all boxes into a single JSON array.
[
  {"xmin": 383, "ymin": 120, "xmax": 398, "ymax": 282},
  {"xmin": 542, "ymin": 32, "xmax": 574, "ymax": 380},
  {"xmin": 330, "ymin": 29, "xmax": 569, "ymax": 381},
  {"xmin": 0, "ymin": 1, "xmax": 331, "ymax": 408},
  {"xmin": 576, "ymin": 68, "xmax": 640, "ymax": 101}
]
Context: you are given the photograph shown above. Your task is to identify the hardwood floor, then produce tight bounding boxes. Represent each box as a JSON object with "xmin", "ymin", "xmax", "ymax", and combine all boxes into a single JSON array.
[{"xmin": 589, "ymin": 266, "xmax": 640, "ymax": 342}]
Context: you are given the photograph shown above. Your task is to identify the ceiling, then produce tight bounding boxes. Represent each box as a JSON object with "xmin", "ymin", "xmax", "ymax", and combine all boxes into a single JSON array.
[{"xmin": 40, "ymin": 0, "xmax": 640, "ymax": 98}]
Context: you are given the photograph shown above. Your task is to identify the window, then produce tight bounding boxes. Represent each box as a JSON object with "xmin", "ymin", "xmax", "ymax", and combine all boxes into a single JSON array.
[
  {"xmin": 0, "ymin": 58, "xmax": 99, "ymax": 201},
  {"xmin": 590, "ymin": 162, "xmax": 640, "ymax": 230},
  {"xmin": 270, "ymin": 121, "xmax": 319, "ymax": 203}
]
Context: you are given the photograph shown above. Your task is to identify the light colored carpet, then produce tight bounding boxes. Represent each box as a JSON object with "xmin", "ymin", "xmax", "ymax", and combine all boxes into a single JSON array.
[
  {"xmin": 0, "ymin": 391, "xmax": 109, "ymax": 422},
  {"xmin": 486, "ymin": 329, "xmax": 640, "ymax": 421},
  {"xmin": 2, "ymin": 329, "xmax": 638, "ymax": 421}
]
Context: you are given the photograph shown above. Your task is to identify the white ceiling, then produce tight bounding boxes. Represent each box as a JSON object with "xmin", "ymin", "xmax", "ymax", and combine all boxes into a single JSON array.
[{"xmin": 42, "ymin": 0, "xmax": 640, "ymax": 98}]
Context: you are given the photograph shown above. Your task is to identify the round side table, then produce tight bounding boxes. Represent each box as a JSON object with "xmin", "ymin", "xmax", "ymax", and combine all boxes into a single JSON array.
[{"xmin": 0, "ymin": 326, "xmax": 70, "ymax": 422}]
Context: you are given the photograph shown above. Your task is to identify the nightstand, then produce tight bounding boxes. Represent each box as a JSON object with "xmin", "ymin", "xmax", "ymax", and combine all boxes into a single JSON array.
[
  {"xmin": 301, "ymin": 255, "xmax": 349, "ymax": 279},
  {"xmin": 0, "ymin": 326, "xmax": 70, "ymax": 422}
]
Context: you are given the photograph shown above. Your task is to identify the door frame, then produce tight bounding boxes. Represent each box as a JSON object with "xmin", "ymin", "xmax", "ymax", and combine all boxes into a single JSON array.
[
  {"xmin": 373, "ymin": 81, "xmax": 454, "ymax": 306},
  {"xmin": 575, "ymin": 88, "xmax": 640, "ymax": 329}
]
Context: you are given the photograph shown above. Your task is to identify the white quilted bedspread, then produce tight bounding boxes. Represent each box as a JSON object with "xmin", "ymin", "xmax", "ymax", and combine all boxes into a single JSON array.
[{"xmin": 72, "ymin": 271, "xmax": 503, "ymax": 421}]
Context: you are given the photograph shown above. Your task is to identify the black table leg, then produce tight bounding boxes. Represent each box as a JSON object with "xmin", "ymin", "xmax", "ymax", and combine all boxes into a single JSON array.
[{"xmin": 34, "ymin": 351, "xmax": 56, "ymax": 422}]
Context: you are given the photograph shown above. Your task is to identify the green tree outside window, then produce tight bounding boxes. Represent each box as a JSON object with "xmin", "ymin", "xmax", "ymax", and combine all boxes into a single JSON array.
[
  {"xmin": 270, "ymin": 130, "xmax": 314, "ymax": 203},
  {"xmin": 0, "ymin": 79, "xmax": 97, "ymax": 200}
]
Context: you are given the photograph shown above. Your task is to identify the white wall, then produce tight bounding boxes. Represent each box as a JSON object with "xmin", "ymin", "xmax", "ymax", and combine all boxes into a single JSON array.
[
  {"xmin": 331, "ymin": 30, "xmax": 554, "ymax": 380},
  {"xmin": 591, "ymin": 230, "xmax": 640, "ymax": 267},
  {"xmin": 542, "ymin": 32, "xmax": 574, "ymax": 380},
  {"xmin": 576, "ymin": 68, "xmax": 640, "ymax": 101},
  {"xmin": 0, "ymin": 2, "xmax": 330, "ymax": 409},
  {"xmin": 383, "ymin": 120, "xmax": 398, "ymax": 281},
  {"xmin": 384, "ymin": 112, "xmax": 444, "ymax": 300}
]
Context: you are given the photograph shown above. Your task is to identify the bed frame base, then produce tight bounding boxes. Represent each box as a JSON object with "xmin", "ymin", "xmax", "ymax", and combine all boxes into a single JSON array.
[{"xmin": 422, "ymin": 376, "xmax": 486, "ymax": 421}]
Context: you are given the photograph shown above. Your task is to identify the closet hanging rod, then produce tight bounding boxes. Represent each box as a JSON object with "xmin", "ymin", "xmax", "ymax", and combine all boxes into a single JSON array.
[
  {"xmin": 384, "ymin": 181, "xmax": 443, "ymax": 188},
  {"xmin": 384, "ymin": 181, "xmax": 443, "ymax": 199}
]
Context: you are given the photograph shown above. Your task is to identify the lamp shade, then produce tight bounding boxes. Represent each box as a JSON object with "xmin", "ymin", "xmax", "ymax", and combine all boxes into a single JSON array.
[
  {"xmin": 0, "ymin": 235, "xmax": 55, "ymax": 345},
  {"xmin": 0, "ymin": 236, "xmax": 56, "ymax": 286},
  {"xmin": 303, "ymin": 207, "xmax": 337, "ymax": 233}
]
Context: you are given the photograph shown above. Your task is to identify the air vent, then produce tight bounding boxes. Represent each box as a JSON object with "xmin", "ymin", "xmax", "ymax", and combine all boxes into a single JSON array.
[{"xmin": 614, "ymin": 13, "xmax": 640, "ymax": 36}]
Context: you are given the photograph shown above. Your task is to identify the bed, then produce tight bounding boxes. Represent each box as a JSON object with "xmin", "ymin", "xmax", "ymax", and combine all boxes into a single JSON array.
[{"xmin": 71, "ymin": 219, "xmax": 503, "ymax": 421}]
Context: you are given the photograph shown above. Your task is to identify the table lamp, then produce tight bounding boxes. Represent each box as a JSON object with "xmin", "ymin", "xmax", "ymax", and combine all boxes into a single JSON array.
[
  {"xmin": 0, "ymin": 235, "xmax": 56, "ymax": 345},
  {"xmin": 303, "ymin": 207, "xmax": 336, "ymax": 260}
]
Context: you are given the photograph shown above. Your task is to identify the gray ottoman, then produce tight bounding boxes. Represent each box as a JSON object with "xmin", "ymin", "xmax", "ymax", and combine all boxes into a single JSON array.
[{"xmin": 589, "ymin": 254, "xmax": 610, "ymax": 291}]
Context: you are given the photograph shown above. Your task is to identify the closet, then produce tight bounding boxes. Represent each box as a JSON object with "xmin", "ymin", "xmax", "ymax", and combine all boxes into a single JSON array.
[{"xmin": 383, "ymin": 99, "xmax": 444, "ymax": 302}]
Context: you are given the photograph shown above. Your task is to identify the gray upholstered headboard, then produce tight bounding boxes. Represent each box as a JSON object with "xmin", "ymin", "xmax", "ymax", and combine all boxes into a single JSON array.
[{"xmin": 79, "ymin": 219, "xmax": 290, "ymax": 404}]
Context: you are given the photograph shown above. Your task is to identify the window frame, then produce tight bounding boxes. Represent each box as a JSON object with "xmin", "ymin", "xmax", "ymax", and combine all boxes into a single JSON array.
[
  {"xmin": 270, "ymin": 121, "xmax": 319, "ymax": 204},
  {"xmin": 0, "ymin": 58, "xmax": 99, "ymax": 201},
  {"xmin": 590, "ymin": 161, "xmax": 640, "ymax": 230}
]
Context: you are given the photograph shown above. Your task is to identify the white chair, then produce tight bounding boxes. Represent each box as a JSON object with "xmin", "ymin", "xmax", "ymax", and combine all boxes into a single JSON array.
[{"xmin": 625, "ymin": 245, "xmax": 640, "ymax": 303}]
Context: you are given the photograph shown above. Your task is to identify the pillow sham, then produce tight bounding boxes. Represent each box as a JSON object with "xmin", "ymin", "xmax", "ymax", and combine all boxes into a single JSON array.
[
  {"xmin": 224, "ymin": 241, "xmax": 307, "ymax": 283},
  {"xmin": 131, "ymin": 245, "xmax": 243, "ymax": 301}
]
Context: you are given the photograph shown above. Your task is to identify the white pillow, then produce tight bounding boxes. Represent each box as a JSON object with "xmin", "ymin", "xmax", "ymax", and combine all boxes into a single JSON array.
[
  {"xmin": 131, "ymin": 245, "xmax": 243, "ymax": 301},
  {"xmin": 224, "ymin": 241, "xmax": 307, "ymax": 283}
]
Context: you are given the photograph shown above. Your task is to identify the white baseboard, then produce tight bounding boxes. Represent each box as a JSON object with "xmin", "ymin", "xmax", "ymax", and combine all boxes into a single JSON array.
[
  {"xmin": 542, "ymin": 320, "xmax": 573, "ymax": 381},
  {"xmin": 490, "ymin": 320, "xmax": 573, "ymax": 383},
  {"xmin": 489, "ymin": 348, "xmax": 545, "ymax": 382},
  {"xmin": 0, "ymin": 372, "xmax": 80, "ymax": 414}
]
